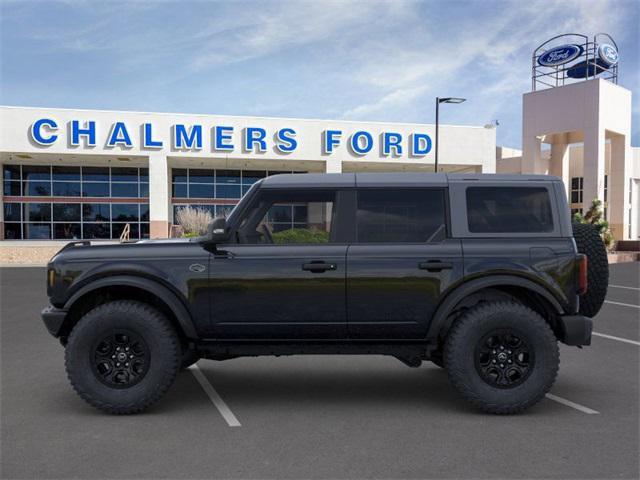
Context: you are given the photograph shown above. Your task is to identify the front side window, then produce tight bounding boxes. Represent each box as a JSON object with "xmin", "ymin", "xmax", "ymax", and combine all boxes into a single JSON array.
[
  {"xmin": 466, "ymin": 187, "xmax": 553, "ymax": 233},
  {"xmin": 239, "ymin": 190, "xmax": 335, "ymax": 244},
  {"xmin": 356, "ymin": 189, "xmax": 446, "ymax": 243}
]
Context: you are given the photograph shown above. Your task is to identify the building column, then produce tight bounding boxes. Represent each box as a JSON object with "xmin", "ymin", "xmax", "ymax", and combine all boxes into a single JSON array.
[
  {"xmin": 325, "ymin": 158, "xmax": 342, "ymax": 173},
  {"xmin": 148, "ymin": 153, "xmax": 170, "ymax": 239},
  {"xmin": 522, "ymin": 135, "xmax": 543, "ymax": 173},
  {"xmin": 582, "ymin": 126, "xmax": 606, "ymax": 212},
  {"xmin": 549, "ymin": 134, "xmax": 570, "ymax": 193},
  {"xmin": 609, "ymin": 134, "xmax": 631, "ymax": 240}
]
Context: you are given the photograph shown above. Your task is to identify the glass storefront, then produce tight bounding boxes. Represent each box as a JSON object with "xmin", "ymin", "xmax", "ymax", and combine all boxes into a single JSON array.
[
  {"xmin": 3, "ymin": 164, "xmax": 149, "ymax": 239},
  {"xmin": 171, "ymin": 168, "xmax": 305, "ymax": 223}
]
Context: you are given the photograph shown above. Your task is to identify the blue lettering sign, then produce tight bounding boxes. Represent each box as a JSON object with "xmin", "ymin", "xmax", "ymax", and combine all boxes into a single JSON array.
[
  {"xmin": 30, "ymin": 118, "xmax": 58, "ymax": 145},
  {"xmin": 143, "ymin": 123, "xmax": 163, "ymax": 148},
  {"xmin": 411, "ymin": 133, "xmax": 432, "ymax": 156},
  {"xmin": 173, "ymin": 124, "xmax": 203, "ymax": 149},
  {"xmin": 323, "ymin": 130, "xmax": 342, "ymax": 154},
  {"xmin": 275, "ymin": 128, "xmax": 297, "ymax": 153},
  {"xmin": 107, "ymin": 122, "xmax": 133, "ymax": 147},
  {"xmin": 350, "ymin": 131, "xmax": 373, "ymax": 155},
  {"xmin": 538, "ymin": 44, "xmax": 583, "ymax": 67},
  {"xmin": 214, "ymin": 126, "xmax": 234, "ymax": 151},
  {"xmin": 244, "ymin": 127, "xmax": 267, "ymax": 152},
  {"xmin": 382, "ymin": 132, "xmax": 403, "ymax": 156},
  {"xmin": 71, "ymin": 120, "xmax": 96, "ymax": 147}
]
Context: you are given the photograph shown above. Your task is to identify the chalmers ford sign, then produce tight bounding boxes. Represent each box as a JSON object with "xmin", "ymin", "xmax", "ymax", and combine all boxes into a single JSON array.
[{"xmin": 29, "ymin": 118, "xmax": 434, "ymax": 157}]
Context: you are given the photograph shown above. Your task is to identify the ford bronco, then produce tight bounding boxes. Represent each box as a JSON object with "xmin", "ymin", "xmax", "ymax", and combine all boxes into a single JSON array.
[{"xmin": 42, "ymin": 173, "xmax": 608, "ymax": 414}]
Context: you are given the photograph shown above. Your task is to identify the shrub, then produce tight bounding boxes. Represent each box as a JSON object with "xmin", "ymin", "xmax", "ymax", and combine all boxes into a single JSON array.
[
  {"xmin": 272, "ymin": 228, "xmax": 330, "ymax": 244},
  {"xmin": 175, "ymin": 206, "xmax": 213, "ymax": 236},
  {"xmin": 572, "ymin": 199, "xmax": 615, "ymax": 251}
]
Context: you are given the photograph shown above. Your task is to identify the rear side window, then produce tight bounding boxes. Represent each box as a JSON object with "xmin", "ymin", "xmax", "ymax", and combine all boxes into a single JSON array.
[
  {"xmin": 466, "ymin": 187, "xmax": 553, "ymax": 233},
  {"xmin": 356, "ymin": 189, "xmax": 446, "ymax": 243}
]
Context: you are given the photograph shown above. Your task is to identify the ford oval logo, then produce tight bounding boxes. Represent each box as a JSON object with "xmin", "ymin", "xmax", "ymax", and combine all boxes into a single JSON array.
[
  {"xmin": 538, "ymin": 44, "xmax": 583, "ymax": 67},
  {"xmin": 598, "ymin": 44, "xmax": 618, "ymax": 66}
]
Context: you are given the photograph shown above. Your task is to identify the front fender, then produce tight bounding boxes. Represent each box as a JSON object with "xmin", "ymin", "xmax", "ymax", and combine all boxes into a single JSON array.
[{"xmin": 63, "ymin": 275, "xmax": 198, "ymax": 339}]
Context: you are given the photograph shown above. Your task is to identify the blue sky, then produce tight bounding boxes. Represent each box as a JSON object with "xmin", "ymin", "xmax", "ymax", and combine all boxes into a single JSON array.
[{"xmin": 1, "ymin": 0, "xmax": 638, "ymax": 148}]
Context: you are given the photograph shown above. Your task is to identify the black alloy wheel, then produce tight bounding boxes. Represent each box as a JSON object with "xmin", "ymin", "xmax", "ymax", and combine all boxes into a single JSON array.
[
  {"xmin": 91, "ymin": 330, "xmax": 150, "ymax": 388},
  {"xmin": 475, "ymin": 330, "xmax": 533, "ymax": 388}
]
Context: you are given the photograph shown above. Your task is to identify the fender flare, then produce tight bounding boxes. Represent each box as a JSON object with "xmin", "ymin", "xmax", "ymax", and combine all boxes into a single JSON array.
[
  {"xmin": 426, "ymin": 275, "xmax": 565, "ymax": 341},
  {"xmin": 63, "ymin": 275, "xmax": 198, "ymax": 339}
]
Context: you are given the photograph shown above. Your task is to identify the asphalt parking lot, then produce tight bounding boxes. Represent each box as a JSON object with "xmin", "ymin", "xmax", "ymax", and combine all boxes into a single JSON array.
[{"xmin": 1, "ymin": 263, "xmax": 638, "ymax": 479}]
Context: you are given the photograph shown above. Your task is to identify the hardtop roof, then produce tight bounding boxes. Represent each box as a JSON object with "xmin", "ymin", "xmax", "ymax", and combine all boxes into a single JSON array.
[{"xmin": 260, "ymin": 172, "xmax": 559, "ymax": 189}]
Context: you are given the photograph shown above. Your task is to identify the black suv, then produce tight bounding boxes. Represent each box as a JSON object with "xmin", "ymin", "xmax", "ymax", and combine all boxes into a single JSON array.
[{"xmin": 42, "ymin": 173, "xmax": 608, "ymax": 414}]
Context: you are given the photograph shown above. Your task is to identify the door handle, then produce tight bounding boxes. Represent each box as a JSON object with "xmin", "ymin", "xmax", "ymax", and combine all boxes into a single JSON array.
[
  {"xmin": 418, "ymin": 261, "xmax": 453, "ymax": 272},
  {"xmin": 302, "ymin": 262, "xmax": 337, "ymax": 273}
]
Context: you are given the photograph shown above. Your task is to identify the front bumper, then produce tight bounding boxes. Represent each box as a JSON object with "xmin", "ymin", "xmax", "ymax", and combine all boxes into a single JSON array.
[
  {"xmin": 559, "ymin": 314, "xmax": 593, "ymax": 346},
  {"xmin": 41, "ymin": 305, "xmax": 68, "ymax": 338}
]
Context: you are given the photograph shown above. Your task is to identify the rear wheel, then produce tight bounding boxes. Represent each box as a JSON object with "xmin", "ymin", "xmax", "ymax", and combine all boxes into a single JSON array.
[
  {"xmin": 572, "ymin": 223, "xmax": 609, "ymax": 317},
  {"xmin": 444, "ymin": 301, "xmax": 559, "ymax": 414},
  {"xmin": 65, "ymin": 300, "xmax": 181, "ymax": 414}
]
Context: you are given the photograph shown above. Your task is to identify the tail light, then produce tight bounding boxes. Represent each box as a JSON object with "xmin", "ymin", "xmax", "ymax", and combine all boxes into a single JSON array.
[{"xmin": 578, "ymin": 254, "xmax": 588, "ymax": 295}]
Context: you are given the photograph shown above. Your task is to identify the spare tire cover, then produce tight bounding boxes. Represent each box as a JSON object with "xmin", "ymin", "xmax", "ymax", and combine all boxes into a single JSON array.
[{"xmin": 572, "ymin": 223, "xmax": 609, "ymax": 317}]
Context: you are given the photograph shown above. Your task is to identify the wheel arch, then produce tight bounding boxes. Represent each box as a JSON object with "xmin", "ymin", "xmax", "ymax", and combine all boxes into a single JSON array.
[
  {"xmin": 427, "ymin": 275, "xmax": 565, "ymax": 344},
  {"xmin": 60, "ymin": 275, "xmax": 198, "ymax": 341}
]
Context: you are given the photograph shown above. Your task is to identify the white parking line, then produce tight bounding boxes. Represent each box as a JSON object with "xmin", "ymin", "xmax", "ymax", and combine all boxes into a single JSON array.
[
  {"xmin": 593, "ymin": 332, "xmax": 640, "ymax": 346},
  {"xmin": 604, "ymin": 300, "xmax": 640, "ymax": 309},
  {"xmin": 545, "ymin": 394, "xmax": 600, "ymax": 414},
  {"xmin": 189, "ymin": 364, "xmax": 241, "ymax": 427},
  {"xmin": 609, "ymin": 284, "xmax": 640, "ymax": 291}
]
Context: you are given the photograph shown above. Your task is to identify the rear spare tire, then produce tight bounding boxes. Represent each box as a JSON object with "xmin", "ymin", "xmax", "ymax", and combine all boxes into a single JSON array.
[{"xmin": 572, "ymin": 223, "xmax": 609, "ymax": 317}]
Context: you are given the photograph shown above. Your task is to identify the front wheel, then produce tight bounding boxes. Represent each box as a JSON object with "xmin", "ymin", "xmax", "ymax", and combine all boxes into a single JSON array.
[
  {"xmin": 444, "ymin": 301, "xmax": 559, "ymax": 414},
  {"xmin": 65, "ymin": 300, "xmax": 181, "ymax": 414}
]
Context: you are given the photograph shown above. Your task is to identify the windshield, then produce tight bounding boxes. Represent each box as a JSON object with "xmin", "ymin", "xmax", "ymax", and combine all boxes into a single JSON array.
[{"xmin": 225, "ymin": 180, "xmax": 262, "ymax": 224}]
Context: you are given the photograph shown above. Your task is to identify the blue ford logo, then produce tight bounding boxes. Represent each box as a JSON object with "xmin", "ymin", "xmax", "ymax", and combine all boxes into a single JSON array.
[
  {"xmin": 598, "ymin": 44, "xmax": 618, "ymax": 66},
  {"xmin": 538, "ymin": 44, "xmax": 583, "ymax": 67}
]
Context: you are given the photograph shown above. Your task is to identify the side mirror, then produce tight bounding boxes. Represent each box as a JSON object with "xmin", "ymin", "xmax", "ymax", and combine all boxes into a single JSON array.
[{"xmin": 207, "ymin": 216, "xmax": 230, "ymax": 244}]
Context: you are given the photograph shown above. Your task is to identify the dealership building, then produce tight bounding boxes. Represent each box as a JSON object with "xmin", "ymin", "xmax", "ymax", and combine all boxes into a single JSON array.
[{"xmin": 0, "ymin": 34, "xmax": 638, "ymax": 243}]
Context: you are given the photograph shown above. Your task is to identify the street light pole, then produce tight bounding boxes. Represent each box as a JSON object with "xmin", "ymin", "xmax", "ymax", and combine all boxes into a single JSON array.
[
  {"xmin": 435, "ymin": 97, "xmax": 440, "ymax": 173},
  {"xmin": 434, "ymin": 96, "xmax": 467, "ymax": 173}
]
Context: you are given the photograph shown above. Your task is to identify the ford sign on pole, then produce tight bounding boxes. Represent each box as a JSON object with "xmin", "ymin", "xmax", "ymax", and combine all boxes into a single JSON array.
[
  {"xmin": 537, "ymin": 44, "xmax": 583, "ymax": 67},
  {"xmin": 598, "ymin": 44, "xmax": 619, "ymax": 67}
]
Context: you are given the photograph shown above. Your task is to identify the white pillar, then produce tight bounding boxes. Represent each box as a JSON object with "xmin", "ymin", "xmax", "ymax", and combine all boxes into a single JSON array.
[
  {"xmin": 550, "ymin": 135, "xmax": 570, "ymax": 193},
  {"xmin": 325, "ymin": 158, "xmax": 342, "ymax": 173},
  {"xmin": 522, "ymin": 135, "xmax": 543, "ymax": 173},
  {"xmin": 582, "ymin": 126, "xmax": 606, "ymax": 212},
  {"xmin": 148, "ymin": 153, "xmax": 170, "ymax": 239},
  {"xmin": 609, "ymin": 134, "xmax": 631, "ymax": 240}
]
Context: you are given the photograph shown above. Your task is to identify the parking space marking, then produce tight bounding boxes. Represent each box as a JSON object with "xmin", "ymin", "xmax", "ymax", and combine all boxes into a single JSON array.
[
  {"xmin": 609, "ymin": 284, "xmax": 640, "ymax": 291},
  {"xmin": 189, "ymin": 364, "xmax": 241, "ymax": 427},
  {"xmin": 604, "ymin": 300, "xmax": 640, "ymax": 309},
  {"xmin": 545, "ymin": 394, "xmax": 599, "ymax": 414},
  {"xmin": 593, "ymin": 332, "xmax": 640, "ymax": 346}
]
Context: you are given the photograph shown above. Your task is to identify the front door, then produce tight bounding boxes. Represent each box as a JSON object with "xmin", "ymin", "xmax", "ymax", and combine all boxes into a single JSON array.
[
  {"xmin": 206, "ymin": 188, "xmax": 349, "ymax": 339},
  {"xmin": 347, "ymin": 188, "xmax": 463, "ymax": 338}
]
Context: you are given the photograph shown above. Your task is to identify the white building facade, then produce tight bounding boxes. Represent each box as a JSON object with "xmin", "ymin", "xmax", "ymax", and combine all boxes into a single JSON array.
[{"xmin": 0, "ymin": 106, "xmax": 496, "ymax": 240}]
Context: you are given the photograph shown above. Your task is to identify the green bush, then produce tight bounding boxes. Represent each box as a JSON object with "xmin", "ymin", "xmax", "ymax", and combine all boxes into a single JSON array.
[
  {"xmin": 272, "ymin": 228, "xmax": 330, "ymax": 244},
  {"xmin": 572, "ymin": 199, "xmax": 615, "ymax": 252}
]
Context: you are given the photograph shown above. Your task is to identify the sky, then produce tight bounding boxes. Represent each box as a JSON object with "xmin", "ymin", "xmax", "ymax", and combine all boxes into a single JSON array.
[{"xmin": 1, "ymin": 0, "xmax": 638, "ymax": 149}]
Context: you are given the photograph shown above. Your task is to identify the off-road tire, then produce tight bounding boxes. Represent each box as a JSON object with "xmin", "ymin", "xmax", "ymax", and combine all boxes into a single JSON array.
[
  {"xmin": 572, "ymin": 223, "xmax": 609, "ymax": 318},
  {"xmin": 65, "ymin": 300, "xmax": 181, "ymax": 414},
  {"xmin": 444, "ymin": 301, "xmax": 559, "ymax": 414}
]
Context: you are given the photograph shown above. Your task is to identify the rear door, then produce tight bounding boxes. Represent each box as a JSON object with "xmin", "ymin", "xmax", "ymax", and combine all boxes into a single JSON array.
[{"xmin": 346, "ymin": 188, "xmax": 463, "ymax": 339}]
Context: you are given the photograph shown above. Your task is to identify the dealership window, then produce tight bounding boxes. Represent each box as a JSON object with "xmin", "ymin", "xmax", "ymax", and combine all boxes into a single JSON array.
[
  {"xmin": 356, "ymin": 189, "xmax": 446, "ymax": 243},
  {"xmin": 570, "ymin": 177, "xmax": 583, "ymax": 204},
  {"xmin": 2, "ymin": 164, "xmax": 149, "ymax": 240},
  {"xmin": 170, "ymin": 168, "xmax": 305, "ymax": 223},
  {"xmin": 466, "ymin": 187, "xmax": 553, "ymax": 233}
]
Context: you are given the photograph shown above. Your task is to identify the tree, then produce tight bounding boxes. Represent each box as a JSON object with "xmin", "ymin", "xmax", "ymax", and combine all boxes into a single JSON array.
[{"xmin": 572, "ymin": 199, "xmax": 615, "ymax": 251}]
